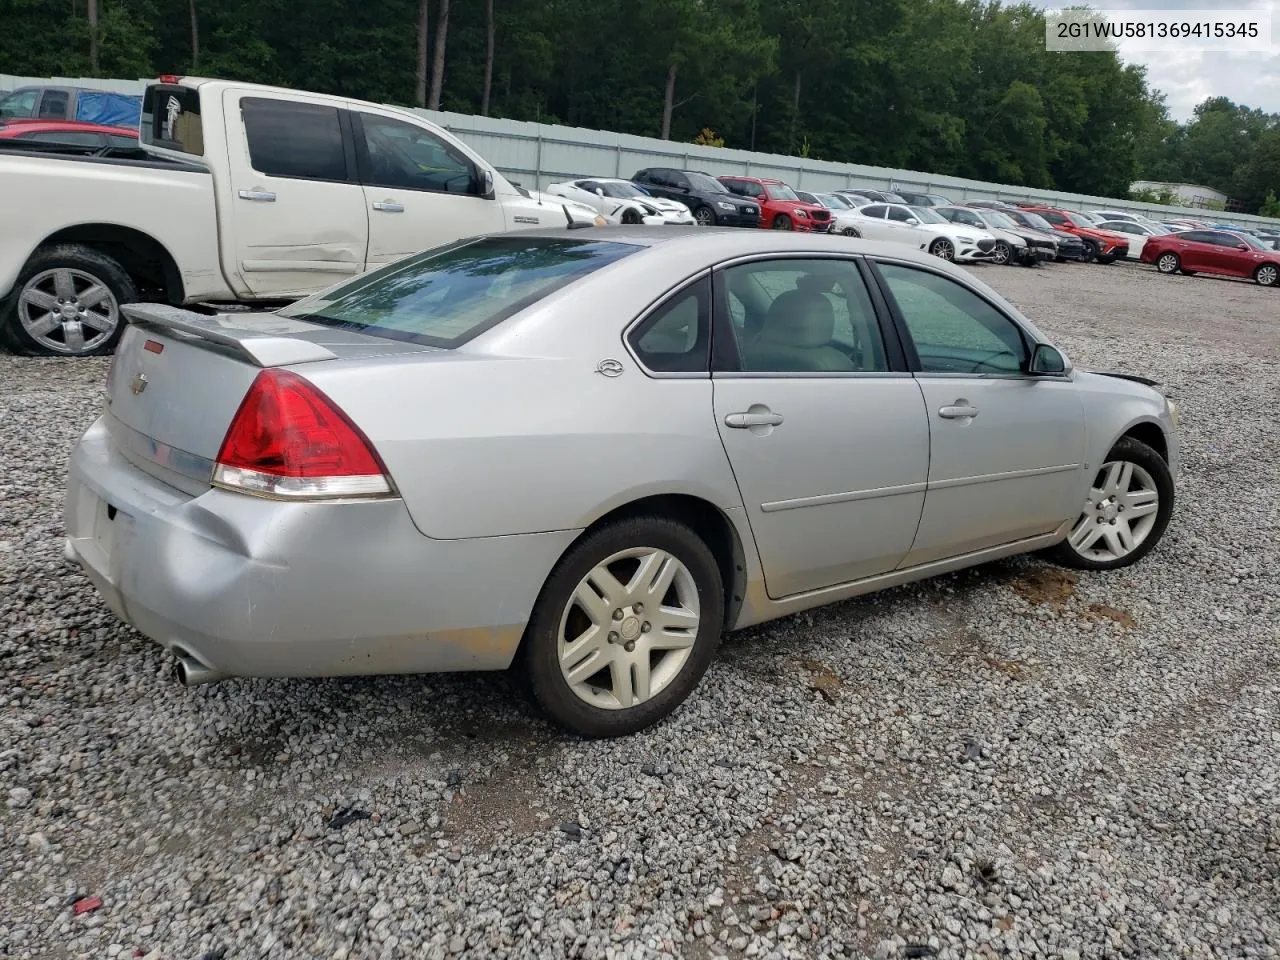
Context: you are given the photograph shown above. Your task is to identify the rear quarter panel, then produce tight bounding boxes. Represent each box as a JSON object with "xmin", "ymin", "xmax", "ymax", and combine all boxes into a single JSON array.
[
  {"xmin": 300, "ymin": 247, "xmax": 747, "ymax": 540},
  {"xmin": 0, "ymin": 154, "xmax": 228, "ymax": 301}
]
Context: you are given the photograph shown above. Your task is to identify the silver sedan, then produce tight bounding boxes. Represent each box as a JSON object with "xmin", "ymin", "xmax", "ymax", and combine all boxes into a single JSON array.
[{"xmin": 64, "ymin": 228, "xmax": 1180, "ymax": 737}]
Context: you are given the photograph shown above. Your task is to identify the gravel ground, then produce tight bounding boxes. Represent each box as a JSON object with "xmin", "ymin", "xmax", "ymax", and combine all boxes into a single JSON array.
[{"xmin": 2, "ymin": 258, "xmax": 1277, "ymax": 960}]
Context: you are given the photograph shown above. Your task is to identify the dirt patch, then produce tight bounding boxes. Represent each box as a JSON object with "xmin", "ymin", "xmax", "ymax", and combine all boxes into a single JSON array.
[
  {"xmin": 799, "ymin": 658, "xmax": 842, "ymax": 703},
  {"xmin": 1010, "ymin": 568, "xmax": 1078, "ymax": 608},
  {"xmin": 1085, "ymin": 603, "xmax": 1137, "ymax": 630}
]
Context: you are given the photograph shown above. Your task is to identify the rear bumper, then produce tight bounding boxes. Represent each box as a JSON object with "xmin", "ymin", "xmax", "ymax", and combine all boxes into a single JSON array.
[{"xmin": 64, "ymin": 417, "xmax": 579, "ymax": 679}]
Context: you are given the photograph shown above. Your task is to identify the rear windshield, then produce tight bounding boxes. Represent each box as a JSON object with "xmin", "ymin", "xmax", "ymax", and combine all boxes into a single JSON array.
[
  {"xmin": 140, "ymin": 84, "xmax": 204, "ymax": 156},
  {"xmin": 278, "ymin": 236, "xmax": 640, "ymax": 347}
]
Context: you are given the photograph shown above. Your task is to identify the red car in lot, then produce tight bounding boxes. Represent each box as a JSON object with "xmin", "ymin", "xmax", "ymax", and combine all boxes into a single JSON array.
[
  {"xmin": 0, "ymin": 118, "xmax": 137, "ymax": 150},
  {"xmin": 1018, "ymin": 204, "xmax": 1130, "ymax": 263},
  {"xmin": 1141, "ymin": 228, "xmax": 1280, "ymax": 287},
  {"xmin": 717, "ymin": 176, "xmax": 832, "ymax": 232}
]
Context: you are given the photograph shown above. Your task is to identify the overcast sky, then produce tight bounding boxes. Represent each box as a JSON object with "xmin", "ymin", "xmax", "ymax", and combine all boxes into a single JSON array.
[{"xmin": 1025, "ymin": 0, "xmax": 1280, "ymax": 120}]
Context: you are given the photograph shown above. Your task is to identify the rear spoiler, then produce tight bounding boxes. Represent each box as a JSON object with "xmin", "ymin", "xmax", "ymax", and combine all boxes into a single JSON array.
[{"xmin": 122, "ymin": 303, "xmax": 338, "ymax": 366}]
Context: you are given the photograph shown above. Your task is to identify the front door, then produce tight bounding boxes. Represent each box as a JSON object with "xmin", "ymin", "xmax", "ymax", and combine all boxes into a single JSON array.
[
  {"xmin": 350, "ymin": 109, "xmax": 508, "ymax": 267},
  {"xmin": 712, "ymin": 255, "xmax": 930, "ymax": 598},
  {"xmin": 221, "ymin": 90, "xmax": 369, "ymax": 297},
  {"xmin": 871, "ymin": 259, "xmax": 1088, "ymax": 566}
]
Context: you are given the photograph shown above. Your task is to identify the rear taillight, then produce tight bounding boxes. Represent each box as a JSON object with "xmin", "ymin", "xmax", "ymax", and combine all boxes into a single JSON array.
[{"xmin": 213, "ymin": 369, "xmax": 393, "ymax": 500}]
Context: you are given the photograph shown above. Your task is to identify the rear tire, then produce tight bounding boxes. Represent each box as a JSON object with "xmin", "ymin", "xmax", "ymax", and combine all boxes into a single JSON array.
[
  {"xmin": 1254, "ymin": 263, "xmax": 1279, "ymax": 287},
  {"xmin": 1, "ymin": 244, "xmax": 136, "ymax": 357},
  {"xmin": 1156, "ymin": 252, "xmax": 1181, "ymax": 274},
  {"xmin": 841, "ymin": 227, "xmax": 861, "ymax": 238},
  {"xmin": 524, "ymin": 516, "xmax": 724, "ymax": 738},
  {"xmin": 1044, "ymin": 436, "xmax": 1174, "ymax": 572}
]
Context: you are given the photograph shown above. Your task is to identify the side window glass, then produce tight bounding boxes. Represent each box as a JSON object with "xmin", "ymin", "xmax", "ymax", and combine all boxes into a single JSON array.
[
  {"xmin": 1181, "ymin": 231, "xmax": 1211, "ymax": 244},
  {"xmin": 878, "ymin": 263, "xmax": 1028, "ymax": 375},
  {"xmin": 671, "ymin": 173, "xmax": 690, "ymax": 190},
  {"xmin": 0, "ymin": 89, "xmax": 39, "ymax": 118},
  {"xmin": 357, "ymin": 113, "xmax": 477, "ymax": 194},
  {"xmin": 886, "ymin": 206, "xmax": 912, "ymax": 222},
  {"xmin": 38, "ymin": 91, "xmax": 69, "ymax": 119},
  {"xmin": 862, "ymin": 204, "xmax": 888, "ymax": 219},
  {"xmin": 718, "ymin": 259, "xmax": 890, "ymax": 374},
  {"xmin": 629, "ymin": 275, "xmax": 711, "ymax": 373},
  {"xmin": 721, "ymin": 180, "xmax": 745, "ymax": 195},
  {"xmin": 242, "ymin": 97, "xmax": 347, "ymax": 181}
]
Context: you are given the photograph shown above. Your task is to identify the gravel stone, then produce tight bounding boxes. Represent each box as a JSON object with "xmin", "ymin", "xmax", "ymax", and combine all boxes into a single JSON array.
[{"xmin": 2, "ymin": 261, "xmax": 1279, "ymax": 958}]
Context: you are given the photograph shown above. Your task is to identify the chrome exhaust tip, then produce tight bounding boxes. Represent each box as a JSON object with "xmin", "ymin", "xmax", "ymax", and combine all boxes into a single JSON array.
[{"xmin": 172, "ymin": 651, "xmax": 228, "ymax": 686}]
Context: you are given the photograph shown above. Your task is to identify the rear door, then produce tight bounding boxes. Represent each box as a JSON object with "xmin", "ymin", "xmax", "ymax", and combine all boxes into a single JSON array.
[
  {"xmin": 221, "ymin": 89, "xmax": 369, "ymax": 297},
  {"xmin": 852, "ymin": 204, "xmax": 898, "ymax": 242},
  {"xmin": 1176, "ymin": 231, "xmax": 1217, "ymax": 271},
  {"xmin": 711, "ymin": 254, "xmax": 930, "ymax": 598},
  {"xmin": 350, "ymin": 108, "xmax": 507, "ymax": 267}
]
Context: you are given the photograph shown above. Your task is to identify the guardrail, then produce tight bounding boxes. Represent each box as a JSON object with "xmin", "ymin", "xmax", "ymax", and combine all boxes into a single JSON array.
[{"xmin": 5, "ymin": 71, "xmax": 1278, "ymax": 229}]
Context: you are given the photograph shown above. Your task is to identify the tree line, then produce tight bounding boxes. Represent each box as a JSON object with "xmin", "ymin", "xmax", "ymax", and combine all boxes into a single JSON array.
[{"xmin": 2, "ymin": 0, "xmax": 1277, "ymax": 214}]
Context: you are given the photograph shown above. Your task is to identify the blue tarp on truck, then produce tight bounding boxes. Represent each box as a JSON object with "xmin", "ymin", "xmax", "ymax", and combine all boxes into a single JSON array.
[{"xmin": 75, "ymin": 91, "xmax": 142, "ymax": 128}]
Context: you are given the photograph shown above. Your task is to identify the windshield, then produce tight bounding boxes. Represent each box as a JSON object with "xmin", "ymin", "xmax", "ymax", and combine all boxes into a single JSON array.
[
  {"xmin": 986, "ymin": 212, "xmax": 1018, "ymax": 229},
  {"xmin": 278, "ymin": 236, "xmax": 639, "ymax": 347},
  {"xmin": 600, "ymin": 181, "xmax": 645, "ymax": 199},
  {"xmin": 1019, "ymin": 212, "xmax": 1054, "ymax": 231},
  {"xmin": 818, "ymin": 193, "xmax": 850, "ymax": 209},
  {"xmin": 1063, "ymin": 211, "xmax": 1094, "ymax": 228},
  {"xmin": 909, "ymin": 206, "xmax": 947, "ymax": 224},
  {"xmin": 765, "ymin": 184, "xmax": 801, "ymax": 201},
  {"xmin": 687, "ymin": 172, "xmax": 728, "ymax": 194}
]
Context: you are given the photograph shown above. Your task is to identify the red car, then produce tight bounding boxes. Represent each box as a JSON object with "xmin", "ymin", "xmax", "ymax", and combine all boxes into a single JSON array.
[
  {"xmin": 0, "ymin": 119, "xmax": 137, "ymax": 150},
  {"xmin": 1141, "ymin": 228, "xmax": 1280, "ymax": 287},
  {"xmin": 717, "ymin": 176, "xmax": 832, "ymax": 232},
  {"xmin": 1018, "ymin": 205, "xmax": 1129, "ymax": 263}
]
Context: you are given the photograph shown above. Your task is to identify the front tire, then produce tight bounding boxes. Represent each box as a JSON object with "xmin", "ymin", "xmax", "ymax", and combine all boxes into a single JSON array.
[
  {"xmin": 992, "ymin": 241, "xmax": 1012, "ymax": 265},
  {"xmin": 1080, "ymin": 240, "xmax": 1098, "ymax": 263},
  {"xmin": 1045, "ymin": 437, "xmax": 1174, "ymax": 572},
  {"xmin": 1254, "ymin": 263, "xmax": 1278, "ymax": 287},
  {"xmin": 2, "ymin": 244, "xmax": 136, "ymax": 357},
  {"xmin": 772, "ymin": 215, "xmax": 793, "ymax": 230},
  {"xmin": 693, "ymin": 206, "xmax": 715, "ymax": 227},
  {"xmin": 930, "ymin": 238, "xmax": 955, "ymax": 261},
  {"xmin": 524, "ymin": 516, "xmax": 724, "ymax": 738},
  {"xmin": 1156, "ymin": 252, "xmax": 1181, "ymax": 274}
]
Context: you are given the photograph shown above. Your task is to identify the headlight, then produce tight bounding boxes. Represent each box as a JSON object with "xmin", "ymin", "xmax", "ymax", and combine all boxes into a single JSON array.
[
  {"xmin": 716, "ymin": 201, "xmax": 735, "ymax": 211},
  {"xmin": 795, "ymin": 209, "xmax": 808, "ymax": 218}
]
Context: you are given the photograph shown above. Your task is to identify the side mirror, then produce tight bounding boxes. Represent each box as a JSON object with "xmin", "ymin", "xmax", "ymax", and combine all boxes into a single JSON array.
[
  {"xmin": 481, "ymin": 169, "xmax": 494, "ymax": 197},
  {"xmin": 1029, "ymin": 343, "xmax": 1068, "ymax": 376},
  {"xmin": 906, "ymin": 217, "xmax": 919, "ymax": 226},
  {"xmin": 595, "ymin": 187, "xmax": 605, "ymax": 197},
  {"xmin": 1237, "ymin": 243, "xmax": 1249, "ymax": 250}
]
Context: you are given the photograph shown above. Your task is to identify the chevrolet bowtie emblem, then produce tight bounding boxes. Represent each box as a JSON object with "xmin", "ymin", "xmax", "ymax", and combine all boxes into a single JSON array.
[{"xmin": 131, "ymin": 373, "xmax": 149, "ymax": 395}]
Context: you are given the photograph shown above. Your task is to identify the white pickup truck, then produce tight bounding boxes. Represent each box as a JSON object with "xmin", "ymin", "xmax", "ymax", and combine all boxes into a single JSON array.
[{"xmin": 0, "ymin": 76, "xmax": 604, "ymax": 357}]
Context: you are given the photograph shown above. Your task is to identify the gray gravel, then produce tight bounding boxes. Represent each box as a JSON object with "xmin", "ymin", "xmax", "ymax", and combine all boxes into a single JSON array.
[{"xmin": 2, "ymin": 259, "xmax": 1278, "ymax": 960}]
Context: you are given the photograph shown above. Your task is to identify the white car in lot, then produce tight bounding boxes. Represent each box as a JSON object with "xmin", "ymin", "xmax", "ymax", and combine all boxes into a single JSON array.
[
  {"xmin": 793, "ymin": 190, "xmax": 866, "ymax": 236},
  {"xmin": 853, "ymin": 203, "xmax": 998, "ymax": 262},
  {"xmin": 1094, "ymin": 219, "xmax": 1171, "ymax": 259},
  {"xmin": 545, "ymin": 178, "xmax": 697, "ymax": 226}
]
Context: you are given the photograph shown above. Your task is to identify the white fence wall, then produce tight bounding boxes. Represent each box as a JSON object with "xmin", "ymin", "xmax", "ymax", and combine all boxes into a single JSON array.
[{"xmin": 6, "ymin": 72, "xmax": 1278, "ymax": 228}]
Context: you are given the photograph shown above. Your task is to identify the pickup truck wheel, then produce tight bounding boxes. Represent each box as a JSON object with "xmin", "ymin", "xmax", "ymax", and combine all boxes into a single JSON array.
[{"xmin": 3, "ymin": 245, "xmax": 136, "ymax": 357}]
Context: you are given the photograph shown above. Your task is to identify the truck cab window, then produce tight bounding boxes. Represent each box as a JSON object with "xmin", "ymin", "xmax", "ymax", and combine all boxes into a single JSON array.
[
  {"xmin": 356, "ymin": 114, "xmax": 479, "ymax": 196},
  {"xmin": 241, "ymin": 97, "xmax": 348, "ymax": 182}
]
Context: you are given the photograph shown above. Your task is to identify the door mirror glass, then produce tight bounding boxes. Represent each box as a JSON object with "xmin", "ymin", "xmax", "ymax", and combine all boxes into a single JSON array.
[
  {"xmin": 1029, "ymin": 343, "xmax": 1068, "ymax": 376},
  {"xmin": 595, "ymin": 187, "xmax": 605, "ymax": 196},
  {"xmin": 906, "ymin": 217, "xmax": 919, "ymax": 225},
  {"xmin": 482, "ymin": 168, "xmax": 494, "ymax": 197},
  {"xmin": 1237, "ymin": 243, "xmax": 1249, "ymax": 250}
]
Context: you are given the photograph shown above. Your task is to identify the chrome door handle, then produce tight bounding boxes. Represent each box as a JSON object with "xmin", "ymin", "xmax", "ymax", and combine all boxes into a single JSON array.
[
  {"xmin": 372, "ymin": 200, "xmax": 405, "ymax": 213},
  {"xmin": 725, "ymin": 411, "xmax": 784, "ymax": 428},
  {"xmin": 238, "ymin": 188, "xmax": 276, "ymax": 202},
  {"xmin": 939, "ymin": 403, "xmax": 979, "ymax": 419}
]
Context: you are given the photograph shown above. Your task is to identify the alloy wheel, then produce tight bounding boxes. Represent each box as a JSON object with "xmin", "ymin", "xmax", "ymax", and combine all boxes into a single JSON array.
[
  {"xmin": 1256, "ymin": 264, "xmax": 1278, "ymax": 287},
  {"xmin": 557, "ymin": 547, "xmax": 701, "ymax": 710},
  {"xmin": 695, "ymin": 207, "xmax": 714, "ymax": 227},
  {"xmin": 18, "ymin": 268, "xmax": 120, "ymax": 355},
  {"xmin": 931, "ymin": 238, "xmax": 955, "ymax": 261},
  {"xmin": 993, "ymin": 241, "xmax": 1011, "ymax": 265},
  {"xmin": 1157, "ymin": 253, "xmax": 1179, "ymax": 274},
  {"xmin": 1065, "ymin": 460, "xmax": 1161, "ymax": 563}
]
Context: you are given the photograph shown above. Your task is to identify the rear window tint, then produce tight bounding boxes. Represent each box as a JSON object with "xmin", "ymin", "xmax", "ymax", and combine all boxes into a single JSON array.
[
  {"xmin": 141, "ymin": 85, "xmax": 204, "ymax": 155},
  {"xmin": 278, "ymin": 236, "xmax": 641, "ymax": 348},
  {"xmin": 242, "ymin": 97, "xmax": 347, "ymax": 181}
]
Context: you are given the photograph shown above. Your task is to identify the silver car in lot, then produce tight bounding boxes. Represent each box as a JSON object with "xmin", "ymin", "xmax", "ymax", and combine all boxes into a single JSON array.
[{"xmin": 64, "ymin": 228, "xmax": 1180, "ymax": 738}]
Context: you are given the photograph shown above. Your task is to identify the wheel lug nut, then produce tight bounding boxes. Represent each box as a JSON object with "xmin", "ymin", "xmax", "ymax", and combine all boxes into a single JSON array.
[
  {"xmin": 624, "ymin": 641, "xmax": 635, "ymax": 652},
  {"xmin": 608, "ymin": 631, "xmax": 619, "ymax": 643},
  {"xmin": 612, "ymin": 609, "xmax": 623, "ymax": 621},
  {"xmin": 641, "ymin": 621, "xmax": 651, "ymax": 633},
  {"xmin": 633, "ymin": 602, "xmax": 643, "ymax": 614}
]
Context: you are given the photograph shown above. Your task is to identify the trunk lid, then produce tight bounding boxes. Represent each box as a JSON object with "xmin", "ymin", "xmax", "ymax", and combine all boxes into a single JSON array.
[{"xmin": 105, "ymin": 304, "xmax": 432, "ymax": 495}]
